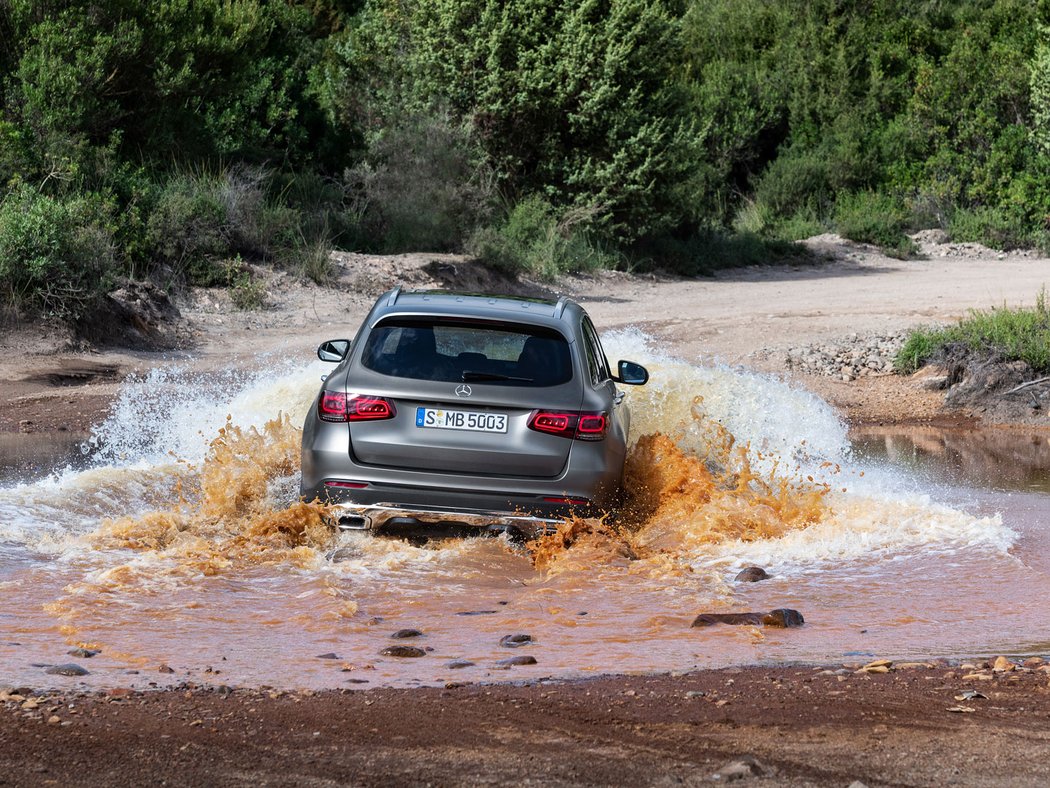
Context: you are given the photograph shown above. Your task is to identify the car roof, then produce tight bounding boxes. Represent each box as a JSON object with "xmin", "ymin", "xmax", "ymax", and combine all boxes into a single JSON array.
[{"xmin": 369, "ymin": 288, "xmax": 585, "ymax": 328}]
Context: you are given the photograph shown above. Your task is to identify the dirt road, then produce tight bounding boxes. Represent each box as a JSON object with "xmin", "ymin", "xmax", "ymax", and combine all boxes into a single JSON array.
[{"xmin": 4, "ymin": 234, "xmax": 1048, "ymax": 433}]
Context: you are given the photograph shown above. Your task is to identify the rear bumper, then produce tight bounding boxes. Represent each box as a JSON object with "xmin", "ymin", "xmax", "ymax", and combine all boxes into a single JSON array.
[{"xmin": 329, "ymin": 502, "xmax": 563, "ymax": 539}]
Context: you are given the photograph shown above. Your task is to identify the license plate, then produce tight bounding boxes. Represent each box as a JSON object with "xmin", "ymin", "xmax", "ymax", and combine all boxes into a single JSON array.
[{"xmin": 415, "ymin": 407, "xmax": 508, "ymax": 433}]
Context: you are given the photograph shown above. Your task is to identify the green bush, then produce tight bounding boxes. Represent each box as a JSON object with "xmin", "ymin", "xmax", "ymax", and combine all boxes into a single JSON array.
[
  {"xmin": 752, "ymin": 147, "xmax": 832, "ymax": 222},
  {"xmin": 947, "ymin": 205, "xmax": 1031, "ymax": 250},
  {"xmin": 225, "ymin": 260, "xmax": 267, "ymax": 311},
  {"xmin": 469, "ymin": 196, "xmax": 621, "ymax": 280},
  {"xmin": 895, "ymin": 290, "xmax": 1050, "ymax": 373},
  {"xmin": 146, "ymin": 172, "xmax": 230, "ymax": 284},
  {"xmin": 0, "ymin": 187, "xmax": 119, "ymax": 320},
  {"xmin": 634, "ymin": 229, "xmax": 810, "ymax": 277},
  {"xmin": 834, "ymin": 190, "xmax": 918, "ymax": 257},
  {"xmin": 344, "ymin": 113, "xmax": 495, "ymax": 253},
  {"xmin": 145, "ymin": 166, "xmax": 326, "ymax": 285}
]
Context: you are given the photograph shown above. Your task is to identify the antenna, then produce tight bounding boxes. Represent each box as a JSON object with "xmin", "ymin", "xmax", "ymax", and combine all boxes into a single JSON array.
[{"xmin": 386, "ymin": 285, "xmax": 402, "ymax": 306}]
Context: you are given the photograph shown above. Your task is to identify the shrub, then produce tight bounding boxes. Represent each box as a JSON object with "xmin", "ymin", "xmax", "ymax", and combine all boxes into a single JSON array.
[
  {"xmin": 895, "ymin": 290, "xmax": 1050, "ymax": 374},
  {"xmin": 344, "ymin": 113, "xmax": 495, "ymax": 253},
  {"xmin": 290, "ymin": 234, "xmax": 336, "ymax": 284},
  {"xmin": 752, "ymin": 148, "xmax": 831, "ymax": 221},
  {"xmin": 634, "ymin": 229, "xmax": 810, "ymax": 277},
  {"xmin": 146, "ymin": 172, "xmax": 229, "ymax": 284},
  {"xmin": 0, "ymin": 187, "xmax": 119, "ymax": 320},
  {"xmin": 947, "ymin": 205, "xmax": 1030, "ymax": 250},
  {"xmin": 225, "ymin": 260, "xmax": 267, "ymax": 311},
  {"xmin": 834, "ymin": 190, "xmax": 918, "ymax": 257},
  {"xmin": 469, "ymin": 196, "xmax": 621, "ymax": 280}
]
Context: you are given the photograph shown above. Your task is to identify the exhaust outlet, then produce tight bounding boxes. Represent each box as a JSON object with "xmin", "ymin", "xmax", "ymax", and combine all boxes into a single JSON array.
[{"xmin": 337, "ymin": 515, "xmax": 369, "ymax": 531}]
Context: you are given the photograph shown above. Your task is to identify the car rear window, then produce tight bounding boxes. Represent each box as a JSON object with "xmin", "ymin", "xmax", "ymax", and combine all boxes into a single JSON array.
[{"xmin": 361, "ymin": 318, "xmax": 574, "ymax": 386}]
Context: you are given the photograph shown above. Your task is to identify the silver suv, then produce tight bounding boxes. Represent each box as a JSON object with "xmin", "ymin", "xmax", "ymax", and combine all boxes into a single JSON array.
[{"xmin": 301, "ymin": 288, "xmax": 648, "ymax": 537}]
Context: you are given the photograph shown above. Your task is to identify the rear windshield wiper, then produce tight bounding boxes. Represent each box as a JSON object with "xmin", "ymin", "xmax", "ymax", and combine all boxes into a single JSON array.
[{"xmin": 461, "ymin": 370, "xmax": 533, "ymax": 383}]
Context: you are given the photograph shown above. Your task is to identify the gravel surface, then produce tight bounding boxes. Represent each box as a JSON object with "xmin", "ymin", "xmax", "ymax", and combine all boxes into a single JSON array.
[{"xmin": 1, "ymin": 659, "xmax": 1048, "ymax": 787}]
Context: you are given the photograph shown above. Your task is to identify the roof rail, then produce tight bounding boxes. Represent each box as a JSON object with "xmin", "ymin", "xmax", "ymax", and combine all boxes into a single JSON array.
[
  {"xmin": 386, "ymin": 285, "xmax": 402, "ymax": 307},
  {"xmin": 553, "ymin": 295, "xmax": 570, "ymax": 319}
]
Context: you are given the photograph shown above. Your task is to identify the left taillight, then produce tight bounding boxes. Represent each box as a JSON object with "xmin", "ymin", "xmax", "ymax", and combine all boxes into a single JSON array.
[
  {"xmin": 527, "ymin": 410, "xmax": 607, "ymax": 441},
  {"xmin": 318, "ymin": 392, "xmax": 397, "ymax": 423}
]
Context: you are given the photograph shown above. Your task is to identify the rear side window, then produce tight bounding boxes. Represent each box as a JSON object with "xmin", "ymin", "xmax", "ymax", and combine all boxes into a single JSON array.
[
  {"xmin": 361, "ymin": 318, "xmax": 574, "ymax": 386},
  {"xmin": 581, "ymin": 316, "xmax": 611, "ymax": 384}
]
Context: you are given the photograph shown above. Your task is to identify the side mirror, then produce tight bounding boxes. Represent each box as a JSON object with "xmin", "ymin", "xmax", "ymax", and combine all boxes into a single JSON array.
[
  {"xmin": 615, "ymin": 359, "xmax": 649, "ymax": 386},
  {"xmin": 317, "ymin": 339, "xmax": 351, "ymax": 363}
]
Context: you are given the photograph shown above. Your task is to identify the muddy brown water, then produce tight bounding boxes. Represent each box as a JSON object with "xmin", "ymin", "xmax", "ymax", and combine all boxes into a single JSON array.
[{"xmin": 1, "ymin": 337, "xmax": 1046, "ymax": 690}]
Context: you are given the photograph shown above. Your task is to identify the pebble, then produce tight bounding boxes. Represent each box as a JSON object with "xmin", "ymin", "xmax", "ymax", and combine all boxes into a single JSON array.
[
  {"xmin": 44, "ymin": 664, "xmax": 89, "ymax": 677},
  {"xmin": 857, "ymin": 665, "xmax": 890, "ymax": 675},
  {"xmin": 456, "ymin": 610, "xmax": 498, "ymax": 616},
  {"xmin": 47, "ymin": 715, "xmax": 61, "ymax": 725},
  {"xmin": 158, "ymin": 664, "xmax": 175, "ymax": 674},
  {"xmin": 496, "ymin": 655, "xmax": 537, "ymax": 667},
  {"xmin": 316, "ymin": 653, "xmax": 340, "ymax": 660},
  {"xmin": 499, "ymin": 634, "xmax": 534, "ymax": 648},
  {"xmin": 379, "ymin": 646, "xmax": 426, "ymax": 658},
  {"xmin": 391, "ymin": 629, "xmax": 423, "ymax": 639},
  {"xmin": 67, "ymin": 648, "xmax": 99, "ymax": 659},
  {"xmin": 993, "ymin": 656, "xmax": 1015, "ymax": 672},
  {"xmin": 446, "ymin": 660, "xmax": 475, "ymax": 669},
  {"xmin": 712, "ymin": 755, "xmax": 774, "ymax": 781}
]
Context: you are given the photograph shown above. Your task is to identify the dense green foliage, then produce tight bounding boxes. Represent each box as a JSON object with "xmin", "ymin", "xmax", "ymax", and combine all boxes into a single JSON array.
[
  {"xmin": 896, "ymin": 291, "xmax": 1050, "ymax": 374},
  {"xmin": 1, "ymin": 0, "xmax": 1049, "ymax": 321}
]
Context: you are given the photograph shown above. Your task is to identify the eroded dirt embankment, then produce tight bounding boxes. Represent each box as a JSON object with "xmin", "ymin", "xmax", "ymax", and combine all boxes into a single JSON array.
[{"xmin": 2, "ymin": 662, "xmax": 1049, "ymax": 787}]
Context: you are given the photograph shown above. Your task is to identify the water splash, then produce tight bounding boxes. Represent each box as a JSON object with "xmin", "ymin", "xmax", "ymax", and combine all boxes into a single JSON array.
[{"xmin": 0, "ymin": 331, "xmax": 1025, "ymax": 688}]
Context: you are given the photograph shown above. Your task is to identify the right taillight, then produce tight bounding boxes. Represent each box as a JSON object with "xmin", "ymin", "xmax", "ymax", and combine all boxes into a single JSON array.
[
  {"xmin": 527, "ymin": 410, "xmax": 607, "ymax": 441},
  {"xmin": 318, "ymin": 392, "xmax": 397, "ymax": 422}
]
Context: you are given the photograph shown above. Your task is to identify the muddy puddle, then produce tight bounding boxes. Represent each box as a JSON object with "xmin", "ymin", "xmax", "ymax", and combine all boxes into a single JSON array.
[{"xmin": 1, "ymin": 335, "xmax": 1046, "ymax": 690}]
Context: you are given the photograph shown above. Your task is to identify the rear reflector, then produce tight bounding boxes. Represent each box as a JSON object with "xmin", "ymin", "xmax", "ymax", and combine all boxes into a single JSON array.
[
  {"xmin": 324, "ymin": 480, "xmax": 368, "ymax": 489},
  {"xmin": 318, "ymin": 393, "xmax": 397, "ymax": 422},
  {"xmin": 542, "ymin": 496, "xmax": 591, "ymax": 506},
  {"xmin": 527, "ymin": 410, "xmax": 607, "ymax": 441}
]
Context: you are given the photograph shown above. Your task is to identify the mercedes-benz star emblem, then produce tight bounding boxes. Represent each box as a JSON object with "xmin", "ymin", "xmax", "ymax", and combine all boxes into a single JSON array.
[{"xmin": 455, "ymin": 384, "xmax": 472, "ymax": 397}]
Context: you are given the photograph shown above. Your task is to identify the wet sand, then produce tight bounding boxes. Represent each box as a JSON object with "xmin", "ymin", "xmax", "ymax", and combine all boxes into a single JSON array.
[
  {"xmin": 3, "ymin": 663, "xmax": 1049, "ymax": 787},
  {"xmin": 4, "ymin": 240, "xmax": 1050, "ymax": 785}
]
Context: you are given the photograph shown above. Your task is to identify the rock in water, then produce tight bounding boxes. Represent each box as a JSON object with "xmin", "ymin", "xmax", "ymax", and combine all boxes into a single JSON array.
[
  {"xmin": 67, "ymin": 648, "xmax": 100, "ymax": 658},
  {"xmin": 691, "ymin": 613, "xmax": 764, "ymax": 627},
  {"xmin": 326, "ymin": 546, "xmax": 361, "ymax": 563},
  {"xmin": 499, "ymin": 634, "xmax": 534, "ymax": 648},
  {"xmin": 446, "ymin": 660, "xmax": 475, "ymax": 669},
  {"xmin": 762, "ymin": 609, "xmax": 805, "ymax": 627},
  {"xmin": 380, "ymin": 646, "xmax": 426, "ymax": 658},
  {"xmin": 391, "ymin": 629, "xmax": 423, "ymax": 639},
  {"xmin": 691, "ymin": 609, "xmax": 805, "ymax": 628},
  {"xmin": 496, "ymin": 655, "xmax": 538, "ymax": 667},
  {"xmin": 44, "ymin": 664, "xmax": 89, "ymax": 677},
  {"xmin": 734, "ymin": 566, "xmax": 770, "ymax": 582},
  {"xmin": 315, "ymin": 653, "xmax": 340, "ymax": 660}
]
